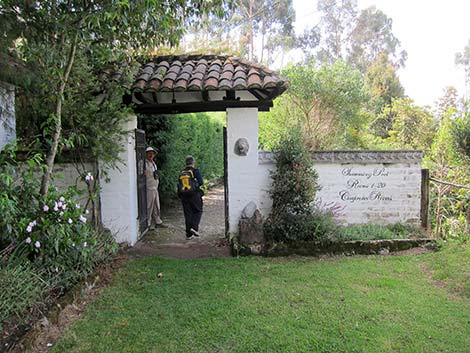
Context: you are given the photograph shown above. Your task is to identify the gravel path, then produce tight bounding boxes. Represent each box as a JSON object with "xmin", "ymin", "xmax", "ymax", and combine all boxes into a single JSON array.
[{"xmin": 129, "ymin": 184, "xmax": 230, "ymax": 259}]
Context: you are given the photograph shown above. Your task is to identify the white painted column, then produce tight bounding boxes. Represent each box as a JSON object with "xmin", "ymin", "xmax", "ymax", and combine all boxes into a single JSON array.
[
  {"xmin": 100, "ymin": 114, "xmax": 139, "ymax": 245},
  {"xmin": 0, "ymin": 82, "xmax": 16, "ymax": 150},
  {"xmin": 226, "ymin": 107, "xmax": 263, "ymax": 235}
]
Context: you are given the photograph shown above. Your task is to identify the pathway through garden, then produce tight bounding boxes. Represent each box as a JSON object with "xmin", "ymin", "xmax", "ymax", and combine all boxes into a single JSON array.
[{"xmin": 128, "ymin": 184, "xmax": 231, "ymax": 259}]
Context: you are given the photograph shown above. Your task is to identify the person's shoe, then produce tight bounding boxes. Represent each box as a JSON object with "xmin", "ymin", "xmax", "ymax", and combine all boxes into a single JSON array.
[
  {"xmin": 186, "ymin": 235, "xmax": 194, "ymax": 240},
  {"xmin": 190, "ymin": 228, "xmax": 201, "ymax": 237}
]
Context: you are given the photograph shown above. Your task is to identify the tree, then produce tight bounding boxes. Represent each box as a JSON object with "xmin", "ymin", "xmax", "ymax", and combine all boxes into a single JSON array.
[
  {"xmin": 301, "ymin": 2, "xmax": 406, "ymax": 73},
  {"xmin": 316, "ymin": 0, "xmax": 358, "ymax": 63},
  {"xmin": 348, "ymin": 6, "xmax": 407, "ymax": 72},
  {"xmin": 0, "ymin": 0, "xmax": 225, "ymax": 196},
  {"xmin": 259, "ymin": 60, "xmax": 367, "ymax": 150},
  {"xmin": 387, "ymin": 98, "xmax": 435, "ymax": 151},
  {"xmin": 179, "ymin": 0, "xmax": 295, "ymax": 64},
  {"xmin": 365, "ymin": 53, "xmax": 405, "ymax": 138},
  {"xmin": 455, "ymin": 39, "xmax": 470, "ymax": 101}
]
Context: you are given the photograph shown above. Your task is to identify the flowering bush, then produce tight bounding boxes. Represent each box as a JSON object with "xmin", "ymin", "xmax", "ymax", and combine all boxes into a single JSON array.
[
  {"xmin": 1, "ymin": 146, "xmax": 117, "ymax": 289},
  {"xmin": 17, "ymin": 186, "xmax": 92, "ymax": 255}
]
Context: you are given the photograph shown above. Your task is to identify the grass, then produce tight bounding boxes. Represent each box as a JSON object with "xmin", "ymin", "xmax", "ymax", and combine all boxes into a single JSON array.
[
  {"xmin": 423, "ymin": 241, "xmax": 470, "ymax": 297},
  {"xmin": 51, "ymin": 245, "xmax": 470, "ymax": 353}
]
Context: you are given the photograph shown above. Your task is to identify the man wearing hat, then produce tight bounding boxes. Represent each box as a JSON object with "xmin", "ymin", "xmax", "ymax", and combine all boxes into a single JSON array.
[{"xmin": 145, "ymin": 146, "xmax": 163, "ymax": 229}]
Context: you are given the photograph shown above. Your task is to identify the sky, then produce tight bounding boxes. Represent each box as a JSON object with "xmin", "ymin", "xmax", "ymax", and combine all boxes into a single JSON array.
[{"xmin": 292, "ymin": 0, "xmax": 470, "ymax": 108}]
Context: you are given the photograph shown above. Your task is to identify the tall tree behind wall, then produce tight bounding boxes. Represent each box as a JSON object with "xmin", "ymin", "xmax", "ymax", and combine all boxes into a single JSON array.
[
  {"xmin": 179, "ymin": 0, "xmax": 296, "ymax": 65},
  {"xmin": 300, "ymin": 1, "xmax": 406, "ymax": 73}
]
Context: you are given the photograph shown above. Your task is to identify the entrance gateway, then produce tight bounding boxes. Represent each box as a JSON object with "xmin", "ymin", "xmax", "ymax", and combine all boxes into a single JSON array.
[{"xmin": 100, "ymin": 55, "xmax": 288, "ymax": 246}]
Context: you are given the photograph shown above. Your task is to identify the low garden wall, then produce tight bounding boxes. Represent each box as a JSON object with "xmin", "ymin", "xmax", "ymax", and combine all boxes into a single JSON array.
[
  {"xmin": 264, "ymin": 238, "xmax": 436, "ymax": 257},
  {"xmin": 257, "ymin": 150, "xmax": 423, "ymax": 225}
]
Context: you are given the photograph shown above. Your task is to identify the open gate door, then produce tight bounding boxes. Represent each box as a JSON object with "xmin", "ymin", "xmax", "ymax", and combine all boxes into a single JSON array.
[
  {"xmin": 135, "ymin": 129, "xmax": 148, "ymax": 236},
  {"xmin": 223, "ymin": 126, "xmax": 229, "ymax": 237}
]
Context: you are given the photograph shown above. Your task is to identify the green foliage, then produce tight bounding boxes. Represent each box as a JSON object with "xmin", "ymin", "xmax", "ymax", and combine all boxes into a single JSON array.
[
  {"xmin": 259, "ymin": 60, "xmax": 368, "ymax": 150},
  {"xmin": 387, "ymin": 98, "xmax": 435, "ymax": 150},
  {"xmin": 264, "ymin": 132, "xmax": 337, "ymax": 242},
  {"xmin": 423, "ymin": 104, "xmax": 470, "ymax": 240},
  {"xmin": 365, "ymin": 53, "xmax": 404, "ymax": 125},
  {"xmin": 451, "ymin": 111, "xmax": 470, "ymax": 162},
  {"xmin": 140, "ymin": 113, "xmax": 225, "ymax": 200},
  {"xmin": 0, "ymin": 263, "xmax": 49, "ymax": 330},
  {"xmin": 335, "ymin": 223, "xmax": 424, "ymax": 241}
]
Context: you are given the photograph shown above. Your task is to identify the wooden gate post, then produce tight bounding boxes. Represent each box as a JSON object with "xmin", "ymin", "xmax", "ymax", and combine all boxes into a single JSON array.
[{"xmin": 421, "ymin": 169, "xmax": 430, "ymax": 229}]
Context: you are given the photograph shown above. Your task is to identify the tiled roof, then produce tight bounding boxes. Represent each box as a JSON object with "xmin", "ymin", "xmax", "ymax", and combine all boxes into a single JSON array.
[{"xmin": 133, "ymin": 55, "xmax": 288, "ymax": 98}]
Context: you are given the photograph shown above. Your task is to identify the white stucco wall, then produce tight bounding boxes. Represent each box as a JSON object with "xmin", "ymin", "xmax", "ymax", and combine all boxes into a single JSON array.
[
  {"xmin": 100, "ymin": 115, "xmax": 139, "ymax": 245},
  {"xmin": 52, "ymin": 163, "xmax": 94, "ymax": 207},
  {"xmin": 0, "ymin": 82, "xmax": 16, "ymax": 150},
  {"xmin": 226, "ymin": 108, "xmax": 275, "ymax": 234},
  {"xmin": 257, "ymin": 151, "xmax": 423, "ymax": 226}
]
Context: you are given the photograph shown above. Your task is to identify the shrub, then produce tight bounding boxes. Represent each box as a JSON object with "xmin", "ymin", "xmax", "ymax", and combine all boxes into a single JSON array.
[
  {"xmin": 264, "ymin": 132, "xmax": 336, "ymax": 242},
  {"xmin": 334, "ymin": 223, "xmax": 424, "ymax": 241}
]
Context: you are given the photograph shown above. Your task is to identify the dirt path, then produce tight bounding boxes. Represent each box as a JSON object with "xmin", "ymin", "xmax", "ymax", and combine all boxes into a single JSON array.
[{"xmin": 128, "ymin": 184, "xmax": 231, "ymax": 259}]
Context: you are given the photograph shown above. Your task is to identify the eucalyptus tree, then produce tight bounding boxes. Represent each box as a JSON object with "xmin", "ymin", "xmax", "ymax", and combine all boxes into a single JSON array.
[
  {"xmin": 0, "ymin": 0, "xmax": 225, "ymax": 196},
  {"xmin": 455, "ymin": 39, "xmax": 470, "ymax": 101},
  {"xmin": 304, "ymin": 1, "xmax": 405, "ymax": 73}
]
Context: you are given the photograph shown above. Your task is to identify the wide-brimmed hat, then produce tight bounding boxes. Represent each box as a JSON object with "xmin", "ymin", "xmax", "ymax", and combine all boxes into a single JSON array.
[{"xmin": 146, "ymin": 147, "xmax": 157, "ymax": 154}]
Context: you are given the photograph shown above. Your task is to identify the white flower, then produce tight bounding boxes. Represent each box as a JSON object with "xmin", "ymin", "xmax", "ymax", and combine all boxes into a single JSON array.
[
  {"xmin": 85, "ymin": 172, "xmax": 94, "ymax": 181},
  {"xmin": 59, "ymin": 211, "xmax": 64, "ymax": 217},
  {"xmin": 25, "ymin": 237, "xmax": 32, "ymax": 244},
  {"xmin": 57, "ymin": 201, "xmax": 63, "ymax": 208},
  {"xmin": 62, "ymin": 203, "xmax": 67, "ymax": 210},
  {"xmin": 59, "ymin": 196, "xmax": 65, "ymax": 202},
  {"xmin": 26, "ymin": 225, "xmax": 33, "ymax": 233},
  {"xmin": 72, "ymin": 242, "xmax": 76, "ymax": 247},
  {"xmin": 85, "ymin": 209, "xmax": 90, "ymax": 215},
  {"xmin": 75, "ymin": 203, "xmax": 81, "ymax": 209},
  {"xmin": 79, "ymin": 215, "xmax": 87, "ymax": 223},
  {"xmin": 43, "ymin": 205, "xmax": 49, "ymax": 212},
  {"xmin": 68, "ymin": 218, "xmax": 73, "ymax": 224},
  {"xmin": 53, "ymin": 202, "xmax": 59, "ymax": 212},
  {"xmin": 30, "ymin": 220, "xmax": 37, "ymax": 227},
  {"xmin": 82, "ymin": 241, "xmax": 87, "ymax": 248},
  {"xmin": 34, "ymin": 241, "xmax": 41, "ymax": 248}
]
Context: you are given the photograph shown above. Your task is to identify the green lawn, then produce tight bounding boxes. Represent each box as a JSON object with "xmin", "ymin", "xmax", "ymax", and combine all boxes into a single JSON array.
[{"xmin": 51, "ymin": 244, "xmax": 470, "ymax": 353}]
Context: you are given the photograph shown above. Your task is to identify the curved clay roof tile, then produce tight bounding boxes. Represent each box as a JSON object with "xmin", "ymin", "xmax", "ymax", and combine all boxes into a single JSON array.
[
  {"xmin": 263, "ymin": 76, "xmax": 276, "ymax": 88},
  {"xmin": 223, "ymin": 63, "xmax": 234, "ymax": 72},
  {"xmin": 174, "ymin": 79, "xmax": 188, "ymax": 91},
  {"xmin": 219, "ymin": 79, "xmax": 232, "ymax": 90},
  {"xmin": 188, "ymin": 78, "xmax": 203, "ymax": 91},
  {"xmin": 206, "ymin": 70, "xmax": 220, "ymax": 79},
  {"xmin": 233, "ymin": 78, "xmax": 247, "ymax": 90},
  {"xmin": 158, "ymin": 61, "xmax": 170, "ymax": 69},
  {"xmin": 204, "ymin": 77, "xmax": 218, "ymax": 90},
  {"xmin": 233, "ymin": 70, "xmax": 247, "ymax": 80},
  {"xmin": 247, "ymin": 74, "xmax": 262, "ymax": 89}
]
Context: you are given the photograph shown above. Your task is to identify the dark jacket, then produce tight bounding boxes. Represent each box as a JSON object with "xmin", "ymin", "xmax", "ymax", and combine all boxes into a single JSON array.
[{"xmin": 184, "ymin": 166, "xmax": 203, "ymax": 187}]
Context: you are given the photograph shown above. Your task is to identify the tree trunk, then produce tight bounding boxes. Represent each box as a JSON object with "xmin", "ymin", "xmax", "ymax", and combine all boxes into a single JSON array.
[{"xmin": 40, "ymin": 34, "xmax": 78, "ymax": 196}]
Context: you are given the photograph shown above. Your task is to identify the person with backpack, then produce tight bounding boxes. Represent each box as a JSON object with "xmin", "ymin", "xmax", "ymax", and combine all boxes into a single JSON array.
[{"xmin": 177, "ymin": 155, "xmax": 204, "ymax": 239}]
